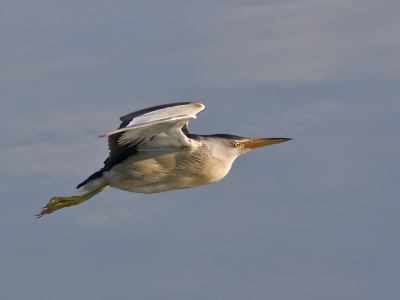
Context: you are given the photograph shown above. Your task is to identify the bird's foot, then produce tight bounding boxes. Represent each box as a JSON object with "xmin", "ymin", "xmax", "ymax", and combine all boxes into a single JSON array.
[
  {"xmin": 36, "ymin": 195, "xmax": 87, "ymax": 218},
  {"xmin": 36, "ymin": 182, "xmax": 109, "ymax": 218}
]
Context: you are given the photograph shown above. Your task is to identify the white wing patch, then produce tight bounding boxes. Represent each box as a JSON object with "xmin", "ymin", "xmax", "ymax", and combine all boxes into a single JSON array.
[
  {"xmin": 100, "ymin": 115, "xmax": 197, "ymax": 150},
  {"xmin": 126, "ymin": 103, "xmax": 204, "ymax": 126},
  {"xmin": 100, "ymin": 103, "xmax": 205, "ymax": 153}
]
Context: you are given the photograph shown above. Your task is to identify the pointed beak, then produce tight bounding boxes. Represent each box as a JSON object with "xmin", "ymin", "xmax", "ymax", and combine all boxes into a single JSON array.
[{"xmin": 243, "ymin": 138, "xmax": 292, "ymax": 150}]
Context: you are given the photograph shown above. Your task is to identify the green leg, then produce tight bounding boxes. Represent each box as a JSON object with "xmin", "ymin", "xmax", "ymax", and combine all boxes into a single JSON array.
[{"xmin": 36, "ymin": 182, "xmax": 109, "ymax": 218}]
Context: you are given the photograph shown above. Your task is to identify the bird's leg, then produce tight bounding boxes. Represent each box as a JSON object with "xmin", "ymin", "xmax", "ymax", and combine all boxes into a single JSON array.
[{"xmin": 36, "ymin": 181, "xmax": 109, "ymax": 218}]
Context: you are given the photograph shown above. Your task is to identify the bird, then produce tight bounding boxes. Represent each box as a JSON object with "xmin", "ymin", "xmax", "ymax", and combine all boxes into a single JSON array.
[{"xmin": 37, "ymin": 102, "xmax": 291, "ymax": 217}]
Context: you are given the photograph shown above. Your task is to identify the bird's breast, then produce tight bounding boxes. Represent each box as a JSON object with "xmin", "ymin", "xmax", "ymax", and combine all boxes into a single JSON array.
[{"xmin": 105, "ymin": 147, "xmax": 234, "ymax": 194}]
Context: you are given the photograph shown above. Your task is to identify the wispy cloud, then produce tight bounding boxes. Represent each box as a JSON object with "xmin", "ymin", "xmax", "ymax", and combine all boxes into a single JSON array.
[
  {"xmin": 1, "ymin": 140, "xmax": 105, "ymax": 176},
  {"xmin": 281, "ymin": 102, "xmax": 342, "ymax": 131},
  {"xmin": 0, "ymin": 107, "xmax": 128, "ymax": 177},
  {"xmin": 165, "ymin": 0, "xmax": 400, "ymax": 86},
  {"xmin": 78, "ymin": 213, "xmax": 111, "ymax": 225},
  {"xmin": 1, "ymin": 55, "xmax": 107, "ymax": 82},
  {"xmin": 250, "ymin": 102, "xmax": 343, "ymax": 133}
]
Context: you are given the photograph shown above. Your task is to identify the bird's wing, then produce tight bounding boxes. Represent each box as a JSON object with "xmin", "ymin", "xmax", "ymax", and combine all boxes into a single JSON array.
[
  {"xmin": 117, "ymin": 102, "xmax": 204, "ymax": 134},
  {"xmin": 99, "ymin": 102, "xmax": 205, "ymax": 170}
]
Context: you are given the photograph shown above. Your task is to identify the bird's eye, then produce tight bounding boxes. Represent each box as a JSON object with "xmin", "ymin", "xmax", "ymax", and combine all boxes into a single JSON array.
[{"xmin": 234, "ymin": 142, "xmax": 242, "ymax": 148}]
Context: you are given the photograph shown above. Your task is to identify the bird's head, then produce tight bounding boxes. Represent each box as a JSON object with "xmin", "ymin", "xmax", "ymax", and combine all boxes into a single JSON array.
[{"xmin": 207, "ymin": 134, "xmax": 292, "ymax": 161}]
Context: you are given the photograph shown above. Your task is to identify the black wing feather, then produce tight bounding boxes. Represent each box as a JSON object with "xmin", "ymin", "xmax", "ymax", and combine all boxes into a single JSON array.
[{"xmin": 118, "ymin": 102, "xmax": 193, "ymax": 129}]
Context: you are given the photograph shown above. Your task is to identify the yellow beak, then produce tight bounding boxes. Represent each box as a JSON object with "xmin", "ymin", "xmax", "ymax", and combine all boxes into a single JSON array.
[{"xmin": 243, "ymin": 138, "xmax": 292, "ymax": 150}]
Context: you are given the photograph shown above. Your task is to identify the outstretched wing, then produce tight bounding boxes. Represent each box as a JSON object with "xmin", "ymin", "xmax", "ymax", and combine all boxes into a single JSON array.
[{"xmin": 100, "ymin": 102, "xmax": 205, "ymax": 170}]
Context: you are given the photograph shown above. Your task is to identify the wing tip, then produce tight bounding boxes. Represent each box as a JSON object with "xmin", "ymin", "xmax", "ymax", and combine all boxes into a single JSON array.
[{"xmin": 119, "ymin": 102, "xmax": 203, "ymax": 121}]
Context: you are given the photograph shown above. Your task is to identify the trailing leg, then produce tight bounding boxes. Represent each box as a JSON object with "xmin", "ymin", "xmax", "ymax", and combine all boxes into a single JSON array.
[{"xmin": 36, "ymin": 181, "xmax": 109, "ymax": 218}]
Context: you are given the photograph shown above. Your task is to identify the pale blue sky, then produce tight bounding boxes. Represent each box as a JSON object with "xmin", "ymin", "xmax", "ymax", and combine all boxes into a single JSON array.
[{"xmin": 1, "ymin": 1, "xmax": 399, "ymax": 299}]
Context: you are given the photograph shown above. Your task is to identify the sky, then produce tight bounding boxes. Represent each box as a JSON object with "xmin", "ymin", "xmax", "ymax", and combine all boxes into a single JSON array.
[{"xmin": 1, "ymin": 0, "xmax": 399, "ymax": 299}]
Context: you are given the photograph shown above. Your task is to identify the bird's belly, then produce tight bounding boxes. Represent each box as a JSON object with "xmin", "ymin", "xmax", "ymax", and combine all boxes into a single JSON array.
[
  {"xmin": 123, "ymin": 175, "xmax": 205, "ymax": 194},
  {"xmin": 106, "ymin": 172, "xmax": 210, "ymax": 194},
  {"xmin": 103, "ymin": 154, "xmax": 226, "ymax": 194}
]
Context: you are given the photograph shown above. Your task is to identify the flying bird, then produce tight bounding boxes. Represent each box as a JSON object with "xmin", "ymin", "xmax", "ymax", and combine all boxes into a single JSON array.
[{"xmin": 37, "ymin": 102, "xmax": 291, "ymax": 217}]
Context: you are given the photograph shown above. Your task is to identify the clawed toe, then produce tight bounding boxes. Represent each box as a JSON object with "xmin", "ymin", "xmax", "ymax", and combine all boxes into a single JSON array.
[
  {"xmin": 36, "ymin": 182, "xmax": 109, "ymax": 218},
  {"xmin": 36, "ymin": 196, "xmax": 82, "ymax": 218}
]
